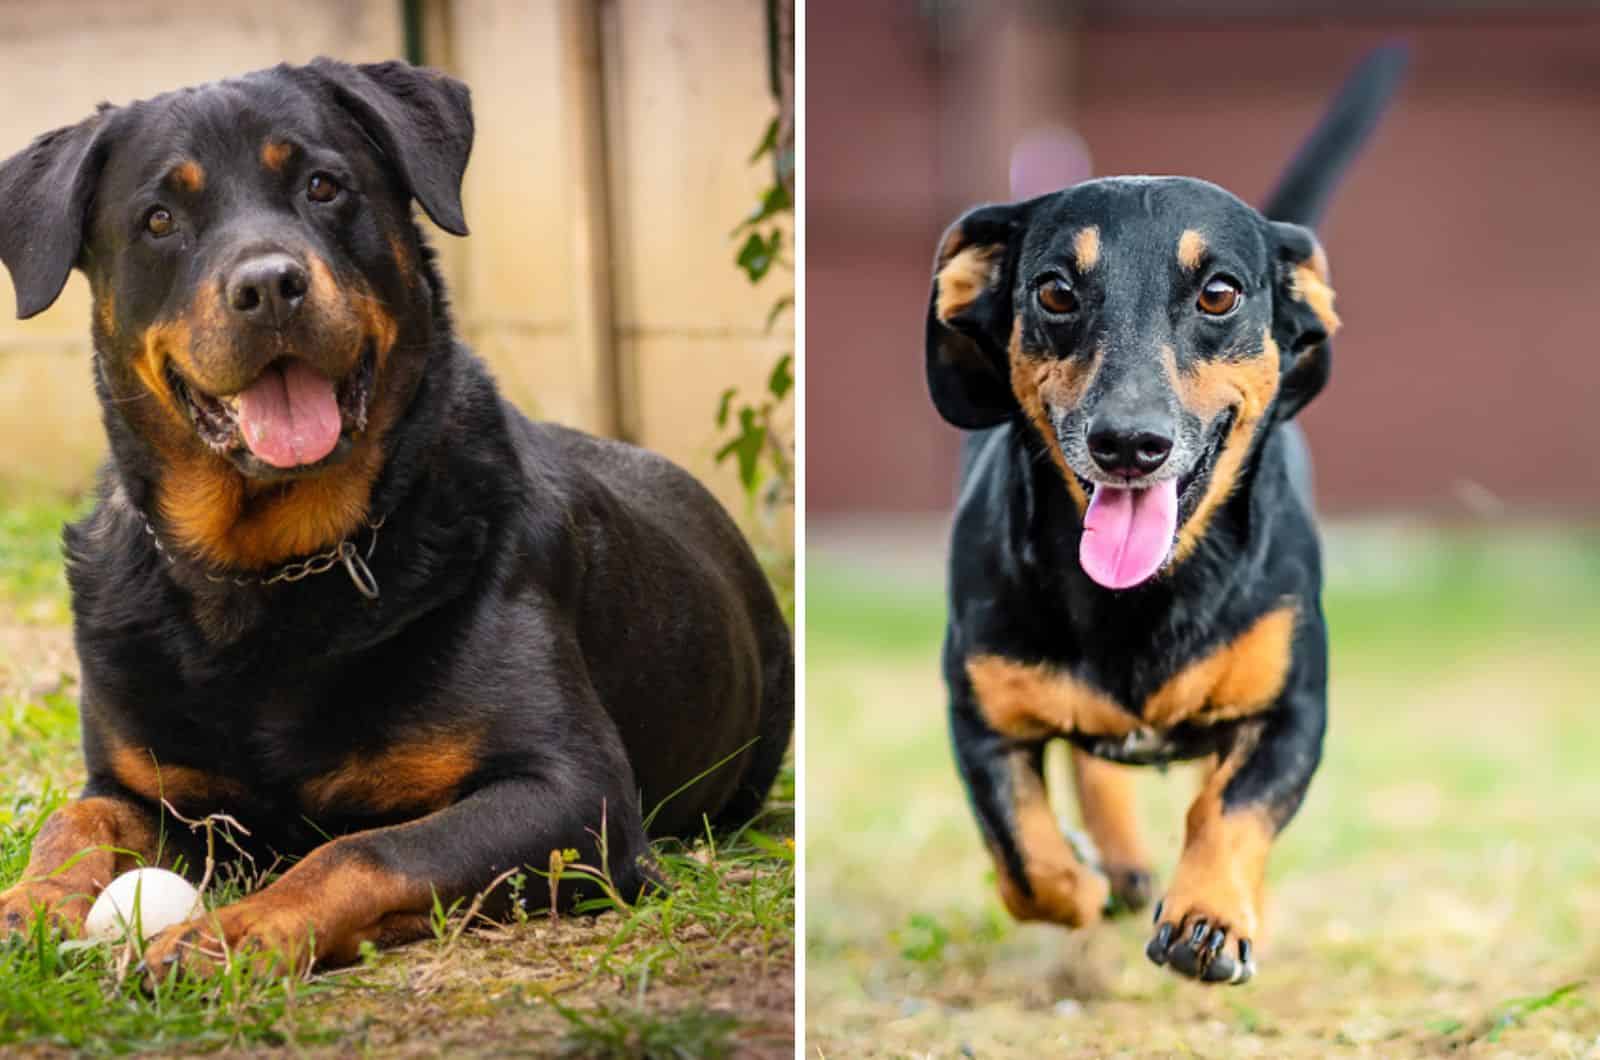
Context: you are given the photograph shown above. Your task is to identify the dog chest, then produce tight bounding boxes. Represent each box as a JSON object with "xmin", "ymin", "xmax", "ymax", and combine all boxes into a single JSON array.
[{"xmin": 965, "ymin": 605, "xmax": 1298, "ymax": 740}]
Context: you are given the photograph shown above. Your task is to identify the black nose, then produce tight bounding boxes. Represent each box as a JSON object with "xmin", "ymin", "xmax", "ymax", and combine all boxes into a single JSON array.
[
  {"xmin": 1087, "ymin": 418, "xmax": 1174, "ymax": 477},
  {"xmin": 226, "ymin": 253, "xmax": 308, "ymax": 327}
]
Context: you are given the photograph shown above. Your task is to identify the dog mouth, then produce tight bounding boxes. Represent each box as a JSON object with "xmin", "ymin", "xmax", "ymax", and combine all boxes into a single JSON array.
[
  {"xmin": 168, "ymin": 346, "xmax": 375, "ymax": 475},
  {"xmin": 1073, "ymin": 410, "xmax": 1233, "ymax": 591}
]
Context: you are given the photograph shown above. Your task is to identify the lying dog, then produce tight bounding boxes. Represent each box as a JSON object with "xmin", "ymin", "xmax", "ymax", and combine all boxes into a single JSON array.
[
  {"xmin": 925, "ymin": 48, "xmax": 1404, "ymax": 984},
  {"xmin": 0, "ymin": 59, "xmax": 792, "ymax": 979}
]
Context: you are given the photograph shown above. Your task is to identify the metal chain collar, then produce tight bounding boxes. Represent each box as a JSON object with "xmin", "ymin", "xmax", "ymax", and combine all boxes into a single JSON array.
[{"xmin": 141, "ymin": 514, "xmax": 387, "ymax": 600}]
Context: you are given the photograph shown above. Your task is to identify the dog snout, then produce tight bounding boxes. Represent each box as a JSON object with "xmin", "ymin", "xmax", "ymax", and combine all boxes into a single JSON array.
[
  {"xmin": 1087, "ymin": 415, "xmax": 1174, "ymax": 478},
  {"xmin": 226, "ymin": 253, "xmax": 308, "ymax": 328}
]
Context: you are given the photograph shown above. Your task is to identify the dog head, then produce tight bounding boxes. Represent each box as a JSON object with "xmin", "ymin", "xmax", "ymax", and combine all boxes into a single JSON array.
[
  {"xmin": 926, "ymin": 177, "xmax": 1339, "ymax": 590},
  {"xmin": 0, "ymin": 59, "xmax": 472, "ymax": 568}
]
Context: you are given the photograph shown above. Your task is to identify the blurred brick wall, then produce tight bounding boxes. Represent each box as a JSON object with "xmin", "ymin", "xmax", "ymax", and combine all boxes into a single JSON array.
[{"xmin": 807, "ymin": 7, "xmax": 1600, "ymax": 516}]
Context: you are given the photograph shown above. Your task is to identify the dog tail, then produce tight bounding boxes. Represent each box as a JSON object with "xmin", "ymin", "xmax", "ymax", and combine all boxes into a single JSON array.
[{"xmin": 1262, "ymin": 42, "xmax": 1409, "ymax": 227}]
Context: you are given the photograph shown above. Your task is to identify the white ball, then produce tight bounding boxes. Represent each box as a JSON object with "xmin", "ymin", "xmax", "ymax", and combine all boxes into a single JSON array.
[{"xmin": 84, "ymin": 868, "xmax": 202, "ymax": 942}]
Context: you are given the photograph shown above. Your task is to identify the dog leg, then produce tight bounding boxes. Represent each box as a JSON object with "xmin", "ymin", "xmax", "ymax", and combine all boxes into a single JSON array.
[
  {"xmin": 1146, "ymin": 701, "xmax": 1323, "ymax": 984},
  {"xmin": 952, "ymin": 700, "xmax": 1108, "ymax": 929},
  {"xmin": 0, "ymin": 796, "xmax": 165, "ymax": 936},
  {"xmin": 140, "ymin": 771, "xmax": 652, "ymax": 981},
  {"xmin": 1070, "ymin": 748, "xmax": 1153, "ymax": 914}
]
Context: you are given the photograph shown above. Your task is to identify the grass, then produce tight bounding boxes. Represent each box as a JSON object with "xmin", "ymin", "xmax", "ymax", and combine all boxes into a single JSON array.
[
  {"xmin": 0, "ymin": 499, "xmax": 795, "ymax": 1057},
  {"xmin": 806, "ymin": 526, "xmax": 1600, "ymax": 1057}
]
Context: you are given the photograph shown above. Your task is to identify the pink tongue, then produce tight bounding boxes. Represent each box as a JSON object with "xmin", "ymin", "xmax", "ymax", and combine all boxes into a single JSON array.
[
  {"xmin": 235, "ymin": 360, "xmax": 342, "ymax": 469},
  {"xmin": 1079, "ymin": 479, "xmax": 1179, "ymax": 590}
]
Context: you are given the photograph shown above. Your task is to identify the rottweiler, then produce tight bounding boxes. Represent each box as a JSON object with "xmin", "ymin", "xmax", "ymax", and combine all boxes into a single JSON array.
[
  {"xmin": 925, "ymin": 48, "xmax": 1405, "ymax": 984},
  {"xmin": 0, "ymin": 59, "xmax": 792, "ymax": 979}
]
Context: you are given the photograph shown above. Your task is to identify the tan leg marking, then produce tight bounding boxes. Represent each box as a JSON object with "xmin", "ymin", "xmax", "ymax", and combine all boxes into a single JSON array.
[
  {"xmin": 1071, "ymin": 748, "xmax": 1153, "ymax": 910},
  {"xmin": 1159, "ymin": 729, "xmax": 1274, "ymax": 950},
  {"xmin": 992, "ymin": 750, "xmax": 1108, "ymax": 928},
  {"xmin": 142, "ymin": 840, "xmax": 433, "ymax": 979},
  {"xmin": 0, "ymin": 798, "xmax": 162, "ymax": 935}
]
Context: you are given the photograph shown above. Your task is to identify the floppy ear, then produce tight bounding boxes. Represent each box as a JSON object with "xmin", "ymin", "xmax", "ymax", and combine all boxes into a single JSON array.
[
  {"xmin": 1268, "ymin": 220, "xmax": 1340, "ymax": 421},
  {"xmin": 0, "ymin": 115, "xmax": 109, "ymax": 319},
  {"xmin": 304, "ymin": 58, "xmax": 474, "ymax": 237},
  {"xmin": 925, "ymin": 202, "xmax": 1030, "ymax": 429}
]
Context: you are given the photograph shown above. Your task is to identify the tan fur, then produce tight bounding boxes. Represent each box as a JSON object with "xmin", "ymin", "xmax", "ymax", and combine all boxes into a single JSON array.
[
  {"xmin": 934, "ymin": 244, "xmax": 1003, "ymax": 323},
  {"xmin": 141, "ymin": 258, "xmax": 402, "ymax": 570},
  {"xmin": 991, "ymin": 749, "xmax": 1109, "ymax": 927},
  {"xmin": 388, "ymin": 233, "xmax": 411, "ymax": 275},
  {"xmin": 1009, "ymin": 326, "xmax": 1094, "ymax": 516},
  {"xmin": 109, "ymin": 746, "xmax": 248, "ymax": 808},
  {"xmin": 967, "ymin": 605, "xmax": 1294, "ymax": 740},
  {"xmin": 1177, "ymin": 229, "xmax": 1207, "ymax": 271},
  {"xmin": 171, "ymin": 160, "xmax": 205, "ymax": 194},
  {"xmin": 96, "ymin": 290, "xmax": 116, "ymax": 340},
  {"xmin": 966, "ymin": 653, "xmax": 1140, "ymax": 740},
  {"xmin": 1071, "ymin": 748, "xmax": 1149, "ymax": 876},
  {"xmin": 0, "ymin": 797, "xmax": 161, "ymax": 932},
  {"xmin": 1142, "ymin": 606, "xmax": 1297, "ymax": 727},
  {"xmin": 1158, "ymin": 726, "xmax": 1274, "ymax": 942},
  {"xmin": 300, "ymin": 730, "xmax": 483, "ymax": 816},
  {"xmin": 1072, "ymin": 226, "xmax": 1101, "ymax": 272},
  {"xmin": 158, "ymin": 442, "xmax": 385, "ymax": 570},
  {"xmin": 1291, "ymin": 263, "xmax": 1341, "ymax": 335},
  {"xmin": 260, "ymin": 140, "xmax": 293, "ymax": 172},
  {"xmin": 1171, "ymin": 331, "xmax": 1282, "ymax": 563},
  {"xmin": 142, "ymin": 843, "xmax": 432, "ymax": 976}
]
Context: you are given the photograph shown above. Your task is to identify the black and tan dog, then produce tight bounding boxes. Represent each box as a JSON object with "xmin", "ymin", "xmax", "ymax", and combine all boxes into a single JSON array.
[
  {"xmin": 0, "ymin": 59, "xmax": 792, "ymax": 978},
  {"xmin": 926, "ymin": 49, "xmax": 1404, "ymax": 984}
]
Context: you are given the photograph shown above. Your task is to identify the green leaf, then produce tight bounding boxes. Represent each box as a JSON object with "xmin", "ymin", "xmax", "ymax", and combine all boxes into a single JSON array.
[
  {"xmin": 767, "ymin": 354, "xmax": 793, "ymax": 400},
  {"xmin": 736, "ymin": 230, "xmax": 782, "ymax": 283},
  {"xmin": 714, "ymin": 408, "xmax": 768, "ymax": 493},
  {"xmin": 764, "ymin": 296, "xmax": 794, "ymax": 333},
  {"xmin": 715, "ymin": 386, "xmax": 738, "ymax": 428},
  {"xmin": 748, "ymin": 117, "xmax": 779, "ymax": 164},
  {"xmin": 734, "ymin": 183, "xmax": 793, "ymax": 234}
]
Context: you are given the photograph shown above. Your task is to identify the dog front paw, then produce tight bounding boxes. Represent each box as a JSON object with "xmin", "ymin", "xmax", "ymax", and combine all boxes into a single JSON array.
[
  {"xmin": 142, "ymin": 901, "xmax": 315, "ymax": 984},
  {"xmin": 0, "ymin": 881, "xmax": 92, "ymax": 937},
  {"xmin": 1104, "ymin": 864, "xmax": 1155, "ymax": 917},
  {"xmin": 1145, "ymin": 886, "xmax": 1257, "ymax": 985}
]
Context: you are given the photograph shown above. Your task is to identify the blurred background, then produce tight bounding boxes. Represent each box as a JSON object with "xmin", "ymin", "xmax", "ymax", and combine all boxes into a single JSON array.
[
  {"xmin": 806, "ymin": 3, "xmax": 1600, "ymax": 1055},
  {"xmin": 0, "ymin": 0, "xmax": 794, "ymax": 535}
]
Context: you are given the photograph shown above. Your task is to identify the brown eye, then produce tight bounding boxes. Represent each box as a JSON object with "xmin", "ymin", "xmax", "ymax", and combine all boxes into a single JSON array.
[
  {"xmin": 1037, "ymin": 277, "xmax": 1078, "ymax": 315},
  {"xmin": 307, "ymin": 173, "xmax": 342, "ymax": 203},
  {"xmin": 1197, "ymin": 276, "xmax": 1241, "ymax": 316},
  {"xmin": 146, "ymin": 208, "xmax": 174, "ymax": 238}
]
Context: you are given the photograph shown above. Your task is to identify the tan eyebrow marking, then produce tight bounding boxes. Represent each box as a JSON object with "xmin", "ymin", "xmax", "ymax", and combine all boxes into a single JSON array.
[
  {"xmin": 170, "ymin": 160, "xmax": 205, "ymax": 193},
  {"xmin": 261, "ymin": 140, "xmax": 293, "ymax": 172},
  {"xmin": 1073, "ymin": 226, "xmax": 1101, "ymax": 271},
  {"xmin": 1177, "ymin": 229, "xmax": 1207, "ymax": 271}
]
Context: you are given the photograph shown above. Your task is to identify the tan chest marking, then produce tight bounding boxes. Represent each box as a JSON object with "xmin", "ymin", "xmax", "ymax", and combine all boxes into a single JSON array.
[
  {"xmin": 299, "ymin": 730, "xmax": 483, "ymax": 817},
  {"xmin": 967, "ymin": 654, "xmax": 1138, "ymax": 740},
  {"xmin": 110, "ymin": 745, "xmax": 248, "ymax": 808},
  {"xmin": 967, "ymin": 605, "xmax": 1297, "ymax": 739},
  {"xmin": 1143, "ymin": 606, "xmax": 1298, "ymax": 727}
]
